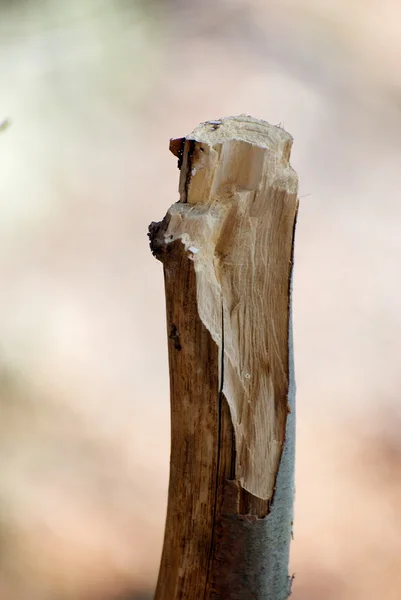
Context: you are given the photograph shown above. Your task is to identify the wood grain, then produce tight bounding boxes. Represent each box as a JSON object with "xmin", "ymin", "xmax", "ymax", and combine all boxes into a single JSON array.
[{"xmin": 149, "ymin": 115, "xmax": 299, "ymax": 599}]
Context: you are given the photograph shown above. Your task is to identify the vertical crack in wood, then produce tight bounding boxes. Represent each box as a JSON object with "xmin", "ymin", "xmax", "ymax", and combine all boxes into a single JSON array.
[
  {"xmin": 182, "ymin": 139, "xmax": 196, "ymax": 203},
  {"xmin": 204, "ymin": 300, "xmax": 225, "ymax": 598}
]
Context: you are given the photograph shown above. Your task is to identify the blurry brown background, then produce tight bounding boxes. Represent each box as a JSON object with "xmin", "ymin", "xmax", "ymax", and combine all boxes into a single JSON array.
[{"xmin": 1, "ymin": 1, "xmax": 401, "ymax": 598}]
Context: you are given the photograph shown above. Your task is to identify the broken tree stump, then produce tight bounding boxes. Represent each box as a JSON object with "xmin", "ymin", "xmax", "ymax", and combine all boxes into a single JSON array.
[{"xmin": 149, "ymin": 115, "xmax": 299, "ymax": 600}]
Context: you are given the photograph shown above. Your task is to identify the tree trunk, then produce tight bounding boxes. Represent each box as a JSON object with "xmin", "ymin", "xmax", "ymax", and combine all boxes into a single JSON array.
[{"xmin": 149, "ymin": 115, "xmax": 299, "ymax": 600}]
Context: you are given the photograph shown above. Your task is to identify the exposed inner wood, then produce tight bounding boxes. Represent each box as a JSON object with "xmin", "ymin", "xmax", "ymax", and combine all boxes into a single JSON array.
[{"xmin": 149, "ymin": 115, "xmax": 298, "ymax": 599}]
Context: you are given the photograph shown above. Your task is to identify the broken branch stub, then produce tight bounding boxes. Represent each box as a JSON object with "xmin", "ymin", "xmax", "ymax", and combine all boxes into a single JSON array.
[{"xmin": 149, "ymin": 115, "xmax": 299, "ymax": 600}]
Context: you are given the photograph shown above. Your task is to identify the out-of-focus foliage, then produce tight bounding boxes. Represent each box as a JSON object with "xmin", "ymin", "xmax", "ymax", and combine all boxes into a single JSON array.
[{"xmin": 1, "ymin": 1, "xmax": 401, "ymax": 598}]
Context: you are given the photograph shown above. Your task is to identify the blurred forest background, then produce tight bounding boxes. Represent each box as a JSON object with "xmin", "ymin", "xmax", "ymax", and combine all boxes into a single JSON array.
[{"xmin": 1, "ymin": 1, "xmax": 401, "ymax": 599}]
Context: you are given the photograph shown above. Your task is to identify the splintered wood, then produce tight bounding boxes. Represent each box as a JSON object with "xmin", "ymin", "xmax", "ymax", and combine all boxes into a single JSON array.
[{"xmin": 149, "ymin": 115, "xmax": 299, "ymax": 600}]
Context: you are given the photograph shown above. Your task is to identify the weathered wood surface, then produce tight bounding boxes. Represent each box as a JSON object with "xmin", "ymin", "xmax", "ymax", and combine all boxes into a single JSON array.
[{"xmin": 149, "ymin": 115, "xmax": 299, "ymax": 599}]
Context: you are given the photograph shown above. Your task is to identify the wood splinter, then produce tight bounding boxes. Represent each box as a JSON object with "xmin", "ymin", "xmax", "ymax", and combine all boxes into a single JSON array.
[{"xmin": 149, "ymin": 115, "xmax": 299, "ymax": 600}]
